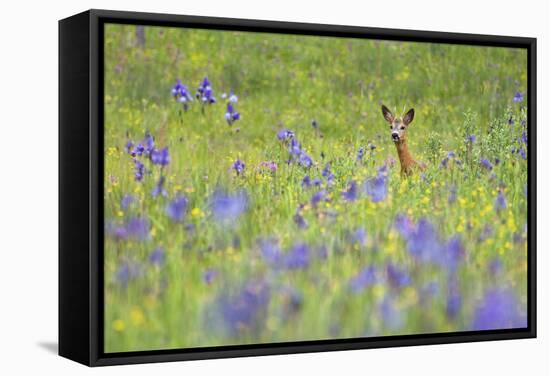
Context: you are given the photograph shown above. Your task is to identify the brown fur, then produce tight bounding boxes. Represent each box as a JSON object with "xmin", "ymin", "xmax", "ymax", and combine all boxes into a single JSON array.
[{"xmin": 381, "ymin": 105, "xmax": 426, "ymax": 177}]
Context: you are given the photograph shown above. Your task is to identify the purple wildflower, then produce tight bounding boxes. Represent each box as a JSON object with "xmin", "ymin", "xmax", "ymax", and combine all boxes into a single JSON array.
[
  {"xmin": 148, "ymin": 247, "xmax": 165, "ymax": 266},
  {"xmin": 151, "ymin": 147, "xmax": 170, "ymax": 166},
  {"xmin": 116, "ymin": 261, "xmax": 142, "ymax": 286},
  {"xmin": 232, "ymin": 159, "xmax": 245, "ymax": 175},
  {"xmin": 218, "ymin": 281, "xmax": 270, "ymax": 336},
  {"xmin": 225, "ymin": 103, "xmax": 241, "ymax": 125},
  {"xmin": 379, "ymin": 296, "xmax": 404, "ymax": 330},
  {"xmin": 124, "ymin": 140, "xmax": 134, "ymax": 154},
  {"xmin": 446, "ymin": 279, "xmax": 462, "ymax": 319},
  {"xmin": 342, "ymin": 181, "xmax": 358, "ymax": 201},
  {"xmin": 357, "ymin": 147, "xmax": 365, "ymax": 162},
  {"xmin": 301, "ymin": 175, "xmax": 311, "ymax": 189},
  {"xmin": 121, "ymin": 194, "xmax": 135, "ymax": 210},
  {"xmin": 351, "ymin": 227, "xmax": 367, "ymax": 247},
  {"xmin": 203, "ymin": 269, "xmax": 218, "ymax": 284},
  {"xmin": 386, "ymin": 263, "xmax": 412, "ymax": 289},
  {"xmin": 134, "ymin": 159, "xmax": 145, "ymax": 182},
  {"xmin": 284, "ymin": 243, "xmax": 310, "ymax": 269},
  {"xmin": 349, "ymin": 266, "xmax": 377, "ymax": 293},
  {"xmin": 209, "ymin": 189, "xmax": 248, "ymax": 223},
  {"xmin": 311, "ymin": 190, "xmax": 326, "ymax": 207},
  {"xmin": 196, "ymin": 76, "xmax": 216, "ymax": 104},
  {"xmin": 471, "ymin": 289, "xmax": 527, "ymax": 330},
  {"xmin": 466, "ymin": 134, "xmax": 476, "ymax": 143},
  {"xmin": 125, "ymin": 217, "xmax": 150, "ymax": 240},
  {"xmin": 364, "ymin": 175, "xmax": 387, "ymax": 202},
  {"xmin": 172, "ymin": 79, "xmax": 193, "ymax": 110},
  {"xmin": 513, "ymin": 91, "xmax": 524, "ymax": 103},
  {"xmin": 277, "ymin": 129, "xmax": 294, "ymax": 141},
  {"xmin": 480, "ymin": 158, "xmax": 493, "ymax": 171},
  {"xmin": 165, "ymin": 195, "xmax": 188, "ymax": 222},
  {"xmin": 495, "ymin": 191, "xmax": 507, "ymax": 211},
  {"xmin": 293, "ymin": 211, "xmax": 308, "ymax": 229},
  {"xmin": 152, "ymin": 175, "xmax": 167, "ymax": 198},
  {"xmin": 394, "ymin": 214, "xmax": 415, "ymax": 237}
]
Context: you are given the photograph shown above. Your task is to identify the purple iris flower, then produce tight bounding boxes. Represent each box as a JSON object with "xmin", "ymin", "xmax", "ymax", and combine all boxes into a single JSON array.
[
  {"xmin": 386, "ymin": 263, "xmax": 412, "ymax": 289},
  {"xmin": 116, "ymin": 261, "xmax": 143, "ymax": 286},
  {"xmin": 148, "ymin": 247, "xmax": 165, "ymax": 266},
  {"xmin": 480, "ymin": 158, "xmax": 493, "ymax": 171},
  {"xmin": 495, "ymin": 191, "xmax": 507, "ymax": 211},
  {"xmin": 209, "ymin": 189, "xmax": 248, "ymax": 223},
  {"xmin": 203, "ymin": 269, "xmax": 218, "ymax": 284},
  {"xmin": 301, "ymin": 175, "xmax": 311, "ymax": 189},
  {"xmin": 218, "ymin": 281, "xmax": 270, "ymax": 336},
  {"xmin": 259, "ymin": 238, "xmax": 282, "ymax": 267},
  {"xmin": 151, "ymin": 147, "xmax": 170, "ymax": 166},
  {"xmin": 394, "ymin": 214, "xmax": 415, "ymax": 237},
  {"xmin": 349, "ymin": 266, "xmax": 377, "ymax": 293},
  {"xmin": 228, "ymin": 89, "xmax": 238, "ymax": 103},
  {"xmin": 293, "ymin": 211, "xmax": 308, "ymax": 229},
  {"xmin": 232, "ymin": 159, "xmax": 245, "ymax": 175},
  {"xmin": 172, "ymin": 79, "xmax": 193, "ymax": 110},
  {"xmin": 357, "ymin": 147, "xmax": 365, "ymax": 162},
  {"xmin": 166, "ymin": 194, "xmax": 188, "ymax": 222},
  {"xmin": 125, "ymin": 217, "xmax": 150, "ymax": 240},
  {"xmin": 513, "ymin": 91, "xmax": 524, "ymax": 103},
  {"xmin": 404, "ymin": 218, "xmax": 441, "ymax": 264},
  {"xmin": 196, "ymin": 76, "xmax": 216, "ymax": 104},
  {"xmin": 351, "ymin": 227, "xmax": 367, "ymax": 247},
  {"xmin": 446, "ymin": 279, "xmax": 462, "ymax": 319},
  {"xmin": 364, "ymin": 175, "xmax": 387, "ymax": 202},
  {"xmin": 277, "ymin": 129, "xmax": 294, "ymax": 141},
  {"xmin": 225, "ymin": 103, "xmax": 240, "ymax": 125},
  {"xmin": 298, "ymin": 152, "xmax": 313, "ymax": 168},
  {"xmin": 121, "ymin": 194, "xmax": 135, "ymax": 210},
  {"xmin": 471, "ymin": 289, "xmax": 527, "ymax": 330},
  {"xmin": 342, "ymin": 181, "xmax": 358, "ymax": 201},
  {"xmin": 152, "ymin": 175, "xmax": 167, "ymax": 198},
  {"xmin": 322, "ymin": 164, "xmax": 335, "ymax": 187},
  {"xmin": 466, "ymin": 134, "xmax": 476, "ymax": 143},
  {"xmin": 134, "ymin": 159, "xmax": 145, "ymax": 182},
  {"xmin": 310, "ymin": 190, "xmax": 326, "ymax": 207},
  {"xmin": 125, "ymin": 140, "xmax": 134, "ymax": 154},
  {"xmin": 379, "ymin": 296, "xmax": 404, "ymax": 330},
  {"xmin": 284, "ymin": 243, "xmax": 310, "ymax": 269}
]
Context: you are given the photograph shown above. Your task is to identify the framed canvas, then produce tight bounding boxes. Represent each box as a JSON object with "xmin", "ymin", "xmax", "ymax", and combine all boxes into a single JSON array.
[{"xmin": 59, "ymin": 9, "xmax": 537, "ymax": 366}]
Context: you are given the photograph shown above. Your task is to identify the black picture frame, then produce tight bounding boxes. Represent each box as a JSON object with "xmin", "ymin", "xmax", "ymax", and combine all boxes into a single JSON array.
[{"xmin": 59, "ymin": 9, "xmax": 537, "ymax": 367}]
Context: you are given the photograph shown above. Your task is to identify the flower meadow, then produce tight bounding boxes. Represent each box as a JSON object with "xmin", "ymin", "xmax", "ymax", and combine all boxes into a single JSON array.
[{"xmin": 103, "ymin": 24, "xmax": 529, "ymax": 352}]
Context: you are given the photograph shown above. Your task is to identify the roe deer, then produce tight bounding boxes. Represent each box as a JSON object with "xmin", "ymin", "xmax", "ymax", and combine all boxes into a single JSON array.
[{"xmin": 381, "ymin": 105, "xmax": 426, "ymax": 177}]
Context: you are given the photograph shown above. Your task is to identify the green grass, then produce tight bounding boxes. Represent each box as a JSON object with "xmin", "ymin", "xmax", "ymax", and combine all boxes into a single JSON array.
[{"xmin": 103, "ymin": 24, "xmax": 528, "ymax": 352}]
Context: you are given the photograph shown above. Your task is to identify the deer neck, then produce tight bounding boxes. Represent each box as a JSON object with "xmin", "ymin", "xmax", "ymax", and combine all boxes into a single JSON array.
[{"xmin": 394, "ymin": 138, "xmax": 415, "ymax": 172}]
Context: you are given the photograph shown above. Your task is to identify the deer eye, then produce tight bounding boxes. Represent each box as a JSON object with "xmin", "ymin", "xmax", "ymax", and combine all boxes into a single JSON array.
[{"xmin": 400, "ymin": 126, "xmax": 405, "ymax": 130}]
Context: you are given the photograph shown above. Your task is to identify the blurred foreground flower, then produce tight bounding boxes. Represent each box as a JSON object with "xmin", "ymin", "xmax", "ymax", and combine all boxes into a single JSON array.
[
  {"xmin": 209, "ymin": 189, "xmax": 248, "ymax": 223},
  {"xmin": 166, "ymin": 195, "xmax": 188, "ymax": 222},
  {"xmin": 217, "ymin": 281, "xmax": 270, "ymax": 336},
  {"xmin": 471, "ymin": 289, "xmax": 526, "ymax": 330}
]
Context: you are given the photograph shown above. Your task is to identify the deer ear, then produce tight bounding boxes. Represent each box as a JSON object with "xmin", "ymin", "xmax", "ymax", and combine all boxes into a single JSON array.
[
  {"xmin": 403, "ymin": 108, "xmax": 415, "ymax": 126},
  {"xmin": 381, "ymin": 105, "xmax": 394, "ymax": 123}
]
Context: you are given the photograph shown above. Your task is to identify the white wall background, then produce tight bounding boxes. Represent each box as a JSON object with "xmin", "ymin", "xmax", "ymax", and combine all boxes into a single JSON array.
[{"xmin": 0, "ymin": 0, "xmax": 546, "ymax": 374}]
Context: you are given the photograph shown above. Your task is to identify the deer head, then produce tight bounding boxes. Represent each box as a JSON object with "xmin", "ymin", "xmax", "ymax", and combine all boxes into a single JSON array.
[{"xmin": 381, "ymin": 105, "xmax": 415, "ymax": 143}]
